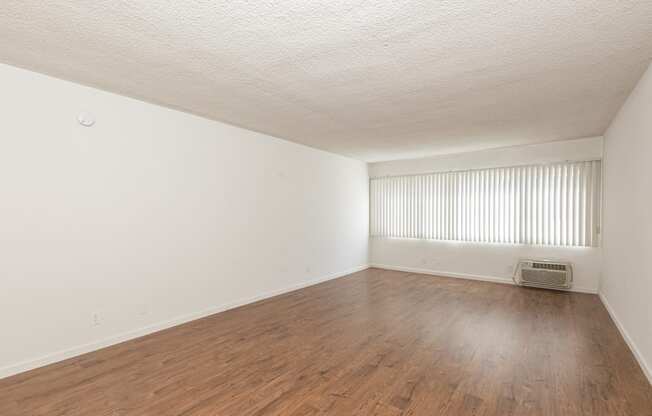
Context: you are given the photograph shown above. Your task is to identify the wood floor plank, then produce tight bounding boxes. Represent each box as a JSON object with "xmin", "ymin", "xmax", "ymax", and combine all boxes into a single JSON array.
[{"xmin": 1, "ymin": 268, "xmax": 650, "ymax": 415}]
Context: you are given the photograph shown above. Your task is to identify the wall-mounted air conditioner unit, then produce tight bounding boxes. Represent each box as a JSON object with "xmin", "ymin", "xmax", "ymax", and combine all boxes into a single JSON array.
[{"xmin": 513, "ymin": 260, "xmax": 573, "ymax": 291}]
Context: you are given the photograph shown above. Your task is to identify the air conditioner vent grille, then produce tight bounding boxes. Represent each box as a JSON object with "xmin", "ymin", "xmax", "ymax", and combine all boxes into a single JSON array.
[
  {"xmin": 532, "ymin": 262, "xmax": 567, "ymax": 271},
  {"xmin": 522, "ymin": 269, "xmax": 568, "ymax": 287},
  {"xmin": 514, "ymin": 260, "xmax": 572, "ymax": 291}
]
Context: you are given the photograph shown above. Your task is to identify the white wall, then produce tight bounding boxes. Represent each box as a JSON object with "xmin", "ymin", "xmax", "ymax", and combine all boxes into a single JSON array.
[
  {"xmin": 601, "ymin": 62, "xmax": 652, "ymax": 383},
  {"xmin": 0, "ymin": 63, "xmax": 369, "ymax": 378},
  {"xmin": 369, "ymin": 137, "xmax": 603, "ymax": 293},
  {"xmin": 369, "ymin": 137, "xmax": 604, "ymax": 177}
]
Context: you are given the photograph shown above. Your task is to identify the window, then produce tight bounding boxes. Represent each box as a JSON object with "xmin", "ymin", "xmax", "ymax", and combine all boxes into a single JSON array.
[{"xmin": 370, "ymin": 160, "xmax": 601, "ymax": 247}]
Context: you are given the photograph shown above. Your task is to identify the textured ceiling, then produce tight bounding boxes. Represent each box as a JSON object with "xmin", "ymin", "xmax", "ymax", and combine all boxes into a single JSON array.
[{"xmin": 2, "ymin": 1, "xmax": 652, "ymax": 161}]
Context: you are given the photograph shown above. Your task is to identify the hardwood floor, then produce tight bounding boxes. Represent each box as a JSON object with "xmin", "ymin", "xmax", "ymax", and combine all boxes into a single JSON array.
[{"xmin": 1, "ymin": 268, "xmax": 651, "ymax": 415}]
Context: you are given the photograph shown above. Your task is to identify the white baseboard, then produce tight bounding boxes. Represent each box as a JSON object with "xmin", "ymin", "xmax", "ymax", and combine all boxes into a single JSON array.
[
  {"xmin": 599, "ymin": 292, "xmax": 652, "ymax": 386},
  {"xmin": 371, "ymin": 263, "xmax": 513, "ymax": 285},
  {"xmin": 369, "ymin": 263, "xmax": 598, "ymax": 294},
  {"xmin": 0, "ymin": 264, "xmax": 369, "ymax": 380}
]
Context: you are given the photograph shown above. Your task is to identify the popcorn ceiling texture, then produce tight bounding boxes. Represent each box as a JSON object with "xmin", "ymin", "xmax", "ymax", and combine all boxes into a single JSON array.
[{"xmin": 1, "ymin": 1, "xmax": 652, "ymax": 161}]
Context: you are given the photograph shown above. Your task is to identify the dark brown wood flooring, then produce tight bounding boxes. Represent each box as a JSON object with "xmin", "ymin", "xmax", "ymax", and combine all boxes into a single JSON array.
[{"xmin": 1, "ymin": 268, "xmax": 651, "ymax": 415}]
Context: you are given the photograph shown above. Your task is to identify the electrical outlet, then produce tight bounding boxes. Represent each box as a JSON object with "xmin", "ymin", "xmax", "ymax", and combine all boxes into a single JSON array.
[{"xmin": 92, "ymin": 313, "xmax": 101, "ymax": 326}]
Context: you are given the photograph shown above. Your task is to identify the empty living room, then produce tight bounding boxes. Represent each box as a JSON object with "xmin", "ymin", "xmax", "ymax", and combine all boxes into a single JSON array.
[{"xmin": 2, "ymin": 2, "xmax": 652, "ymax": 415}]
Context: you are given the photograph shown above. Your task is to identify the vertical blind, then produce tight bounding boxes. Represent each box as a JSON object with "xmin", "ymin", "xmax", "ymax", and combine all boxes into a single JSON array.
[{"xmin": 370, "ymin": 160, "xmax": 601, "ymax": 247}]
